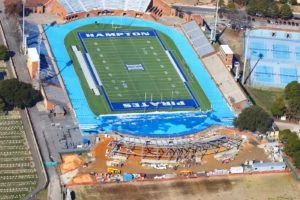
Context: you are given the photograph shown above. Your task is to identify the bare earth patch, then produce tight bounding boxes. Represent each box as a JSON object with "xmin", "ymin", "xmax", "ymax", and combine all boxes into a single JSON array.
[{"xmin": 70, "ymin": 174, "xmax": 300, "ymax": 200}]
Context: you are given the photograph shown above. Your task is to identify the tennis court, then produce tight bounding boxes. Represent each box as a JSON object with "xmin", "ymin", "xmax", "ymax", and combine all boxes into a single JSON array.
[{"xmin": 245, "ymin": 29, "xmax": 300, "ymax": 88}]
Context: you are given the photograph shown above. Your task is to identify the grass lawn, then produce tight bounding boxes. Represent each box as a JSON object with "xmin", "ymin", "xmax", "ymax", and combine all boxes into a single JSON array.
[
  {"xmin": 34, "ymin": 189, "xmax": 48, "ymax": 200},
  {"xmin": 65, "ymin": 24, "xmax": 210, "ymax": 115},
  {"xmin": 246, "ymin": 86, "xmax": 284, "ymax": 114},
  {"xmin": 82, "ymin": 34, "xmax": 191, "ymax": 102}
]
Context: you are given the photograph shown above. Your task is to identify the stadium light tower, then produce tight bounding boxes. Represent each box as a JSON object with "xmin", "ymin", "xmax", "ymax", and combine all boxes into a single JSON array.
[
  {"xmin": 37, "ymin": 34, "xmax": 42, "ymax": 87},
  {"xmin": 22, "ymin": 0, "xmax": 26, "ymax": 54},
  {"xmin": 210, "ymin": 0, "xmax": 219, "ymax": 42},
  {"xmin": 242, "ymin": 28, "xmax": 249, "ymax": 84}
]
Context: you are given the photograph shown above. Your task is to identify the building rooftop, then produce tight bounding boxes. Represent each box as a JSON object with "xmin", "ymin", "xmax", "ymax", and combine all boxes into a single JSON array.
[
  {"xmin": 252, "ymin": 162, "xmax": 286, "ymax": 168},
  {"xmin": 220, "ymin": 45, "xmax": 234, "ymax": 54},
  {"xmin": 27, "ymin": 47, "xmax": 40, "ymax": 62}
]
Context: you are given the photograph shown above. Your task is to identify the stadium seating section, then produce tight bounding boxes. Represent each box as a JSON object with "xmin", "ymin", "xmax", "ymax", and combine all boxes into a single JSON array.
[
  {"xmin": 182, "ymin": 21, "xmax": 215, "ymax": 58},
  {"xmin": 58, "ymin": 0, "xmax": 151, "ymax": 14}
]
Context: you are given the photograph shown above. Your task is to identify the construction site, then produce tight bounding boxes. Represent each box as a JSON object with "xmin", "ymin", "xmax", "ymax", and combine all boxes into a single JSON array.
[
  {"xmin": 106, "ymin": 128, "xmax": 243, "ymax": 169},
  {"xmin": 57, "ymin": 126, "xmax": 283, "ymax": 186}
]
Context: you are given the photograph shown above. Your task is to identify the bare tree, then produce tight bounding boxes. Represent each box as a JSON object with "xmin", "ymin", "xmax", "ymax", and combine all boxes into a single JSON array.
[{"xmin": 4, "ymin": 0, "xmax": 22, "ymax": 17}]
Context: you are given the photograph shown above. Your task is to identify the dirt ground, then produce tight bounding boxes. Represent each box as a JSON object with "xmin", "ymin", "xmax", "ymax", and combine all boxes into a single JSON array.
[
  {"xmin": 292, "ymin": 5, "xmax": 300, "ymax": 13},
  {"xmin": 70, "ymin": 173, "xmax": 300, "ymax": 200},
  {"xmin": 220, "ymin": 28, "xmax": 244, "ymax": 57},
  {"xmin": 79, "ymin": 129, "xmax": 270, "ymax": 175},
  {"xmin": 163, "ymin": 0, "xmax": 213, "ymax": 6}
]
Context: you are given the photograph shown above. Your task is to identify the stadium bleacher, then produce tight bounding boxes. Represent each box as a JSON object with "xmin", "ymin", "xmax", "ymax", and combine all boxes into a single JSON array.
[
  {"xmin": 58, "ymin": 0, "xmax": 151, "ymax": 14},
  {"xmin": 182, "ymin": 21, "xmax": 215, "ymax": 58}
]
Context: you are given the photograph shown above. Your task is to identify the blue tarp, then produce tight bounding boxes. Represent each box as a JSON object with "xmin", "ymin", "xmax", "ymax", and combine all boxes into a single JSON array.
[{"xmin": 123, "ymin": 173, "xmax": 133, "ymax": 181}]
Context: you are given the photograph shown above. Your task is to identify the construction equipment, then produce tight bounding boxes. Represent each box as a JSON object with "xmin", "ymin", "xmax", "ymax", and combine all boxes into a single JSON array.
[
  {"xmin": 180, "ymin": 170, "xmax": 193, "ymax": 176},
  {"xmin": 107, "ymin": 167, "xmax": 121, "ymax": 174}
]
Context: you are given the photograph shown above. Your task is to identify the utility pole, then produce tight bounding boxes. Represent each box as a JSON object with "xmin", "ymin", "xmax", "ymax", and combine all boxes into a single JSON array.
[
  {"xmin": 242, "ymin": 28, "xmax": 249, "ymax": 85},
  {"xmin": 210, "ymin": 0, "xmax": 219, "ymax": 42},
  {"xmin": 22, "ymin": 0, "xmax": 26, "ymax": 54}
]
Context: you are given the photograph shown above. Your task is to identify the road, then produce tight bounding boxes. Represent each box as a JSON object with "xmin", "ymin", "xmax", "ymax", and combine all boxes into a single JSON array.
[
  {"xmin": 0, "ymin": 3, "xmax": 62, "ymax": 200},
  {"xmin": 275, "ymin": 121, "xmax": 300, "ymax": 133},
  {"xmin": 172, "ymin": 4, "xmax": 215, "ymax": 14}
]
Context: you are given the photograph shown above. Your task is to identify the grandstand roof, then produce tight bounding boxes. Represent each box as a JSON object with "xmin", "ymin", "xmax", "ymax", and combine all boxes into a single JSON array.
[
  {"xmin": 220, "ymin": 45, "xmax": 233, "ymax": 55},
  {"xmin": 58, "ymin": 0, "xmax": 151, "ymax": 14},
  {"xmin": 27, "ymin": 48, "xmax": 40, "ymax": 62}
]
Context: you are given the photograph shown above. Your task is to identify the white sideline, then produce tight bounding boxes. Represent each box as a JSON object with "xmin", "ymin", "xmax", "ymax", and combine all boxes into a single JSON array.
[
  {"xmin": 72, "ymin": 46, "xmax": 100, "ymax": 96},
  {"xmin": 165, "ymin": 50, "xmax": 186, "ymax": 82},
  {"xmin": 86, "ymin": 53, "xmax": 103, "ymax": 86}
]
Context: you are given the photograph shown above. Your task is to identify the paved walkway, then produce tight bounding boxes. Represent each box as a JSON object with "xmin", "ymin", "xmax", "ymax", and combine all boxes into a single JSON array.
[
  {"xmin": 0, "ymin": 3, "xmax": 62, "ymax": 199},
  {"xmin": 274, "ymin": 121, "xmax": 300, "ymax": 133},
  {"xmin": 202, "ymin": 54, "xmax": 249, "ymax": 113}
]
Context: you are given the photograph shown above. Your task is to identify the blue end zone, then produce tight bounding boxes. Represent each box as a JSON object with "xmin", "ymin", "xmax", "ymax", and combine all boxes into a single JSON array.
[
  {"xmin": 77, "ymin": 29, "xmax": 200, "ymax": 112},
  {"xmin": 111, "ymin": 99, "xmax": 198, "ymax": 111},
  {"xmin": 78, "ymin": 30, "xmax": 156, "ymax": 39}
]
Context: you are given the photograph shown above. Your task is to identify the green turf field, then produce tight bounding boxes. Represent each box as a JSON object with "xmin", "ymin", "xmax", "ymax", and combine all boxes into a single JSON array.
[
  {"xmin": 83, "ymin": 35, "xmax": 192, "ymax": 102},
  {"xmin": 65, "ymin": 24, "xmax": 211, "ymax": 115}
]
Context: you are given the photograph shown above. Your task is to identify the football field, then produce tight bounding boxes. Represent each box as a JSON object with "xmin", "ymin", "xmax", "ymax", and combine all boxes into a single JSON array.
[
  {"xmin": 65, "ymin": 24, "xmax": 210, "ymax": 114},
  {"xmin": 82, "ymin": 33, "xmax": 192, "ymax": 102}
]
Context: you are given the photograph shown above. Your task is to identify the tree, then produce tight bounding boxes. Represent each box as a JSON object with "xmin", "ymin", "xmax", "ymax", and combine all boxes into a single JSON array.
[
  {"xmin": 234, "ymin": 105, "xmax": 273, "ymax": 133},
  {"xmin": 293, "ymin": 151, "xmax": 300, "ymax": 169},
  {"xmin": 279, "ymin": 0, "xmax": 287, "ymax": 3},
  {"xmin": 4, "ymin": 0, "xmax": 22, "ymax": 17},
  {"xmin": 284, "ymin": 81, "xmax": 300, "ymax": 119},
  {"xmin": 246, "ymin": 0, "xmax": 259, "ymax": 15},
  {"xmin": 227, "ymin": 2, "xmax": 237, "ymax": 11},
  {"xmin": 0, "ymin": 98, "xmax": 6, "ymax": 111},
  {"xmin": 279, "ymin": 129, "xmax": 292, "ymax": 143},
  {"xmin": 284, "ymin": 81, "xmax": 300, "ymax": 100},
  {"xmin": 0, "ymin": 45, "xmax": 8, "ymax": 61},
  {"xmin": 271, "ymin": 98, "xmax": 286, "ymax": 117},
  {"xmin": 280, "ymin": 130, "xmax": 300, "ymax": 169},
  {"xmin": 280, "ymin": 4, "xmax": 293, "ymax": 19},
  {"xmin": 0, "ymin": 79, "xmax": 42, "ymax": 109},
  {"xmin": 284, "ymin": 133, "xmax": 300, "ymax": 156},
  {"xmin": 264, "ymin": 3, "xmax": 280, "ymax": 18},
  {"xmin": 219, "ymin": 0, "xmax": 225, "ymax": 8},
  {"xmin": 289, "ymin": 0, "xmax": 297, "ymax": 5}
]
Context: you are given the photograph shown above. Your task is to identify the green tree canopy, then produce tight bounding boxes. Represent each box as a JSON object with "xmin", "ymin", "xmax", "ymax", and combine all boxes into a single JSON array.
[
  {"xmin": 284, "ymin": 81, "xmax": 300, "ymax": 100},
  {"xmin": 227, "ymin": 2, "xmax": 237, "ymax": 11},
  {"xmin": 0, "ymin": 79, "xmax": 42, "ymax": 109},
  {"xmin": 0, "ymin": 45, "xmax": 8, "ymax": 61},
  {"xmin": 284, "ymin": 81, "xmax": 300, "ymax": 119},
  {"xmin": 246, "ymin": 0, "xmax": 259, "ymax": 15},
  {"xmin": 279, "ymin": 0, "xmax": 287, "ymax": 3},
  {"xmin": 271, "ymin": 98, "xmax": 286, "ymax": 117},
  {"xmin": 289, "ymin": 0, "xmax": 297, "ymax": 5},
  {"xmin": 234, "ymin": 105, "xmax": 273, "ymax": 133},
  {"xmin": 280, "ymin": 130, "xmax": 300, "ymax": 169},
  {"xmin": 0, "ymin": 98, "xmax": 6, "ymax": 111},
  {"xmin": 293, "ymin": 151, "xmax": 300, "ymax": 169},
  {"xmin": 279, "ymin": 129, "xmax": 292, "ymax": 142},
  {"xmin": 264, "ymin": 3, "xmax": 280, "ymax": 18},
  {"xmin": 280, "ymin": 4, "xmax": 293, "ymax": 19}
]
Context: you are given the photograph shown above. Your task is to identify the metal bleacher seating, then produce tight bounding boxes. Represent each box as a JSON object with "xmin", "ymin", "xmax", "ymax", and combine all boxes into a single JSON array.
[
  {"xmin": 58, "ymin": 0, "xmax": 151, "ymax": 14},
  {"xmin": 59, "ymin": 0, "xmax": 84, "ymax": 13},
  {"xmin": 103, "ymin": 0, "xmax": 125, "ymax": 10},
  {"xmin": 125, "ymin": 0, "xmax": 151, "ymax": 12},
  {"xmin": 182, "ymin": 21, "xmax": 215, "ymax": 58},
  {"xmin": 83, "ymin": 0, "xmax": 103, "ymax": 10}
]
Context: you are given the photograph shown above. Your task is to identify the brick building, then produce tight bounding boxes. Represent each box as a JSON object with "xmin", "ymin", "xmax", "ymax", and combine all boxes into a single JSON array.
[
  {"xmin": 27, "ymin": 47, "xmax": 40, "ymax": 79},
  {"xmin": 219, "ymin": 45, "xmax": 234, "ymax": 69}
]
